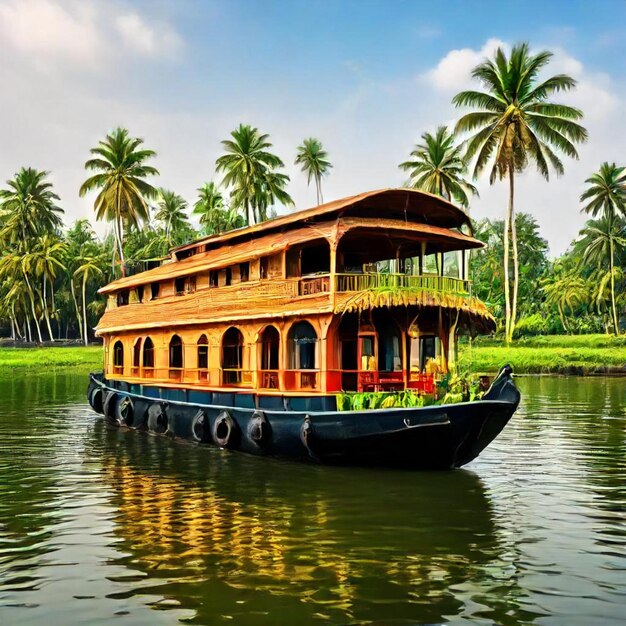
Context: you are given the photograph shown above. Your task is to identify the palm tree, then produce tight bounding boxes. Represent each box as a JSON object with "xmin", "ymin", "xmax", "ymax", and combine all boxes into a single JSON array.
[
  {"xmin": 0, "ymin": 251, "xmax": 43, "ymax": 342},
  {"xmin": 542, "ymin": 269, "xmax": 589, "ymax": 333},
  {"xmin": 399, "ymin": 126, "xmax": 477, "ymax": 208},
  {"xmin": 154, "ymin": 189, "xmax": 190, "ymax": 243},
  {"xmin": 576, "ymin": 208, "xmax": 626, "ymax": 334},
  {"xmin": 29, "ymin": 234, "xmax": 67, "ymax": 341},
  {"xmin": 251, "ymin": 169, "xmax": 293, "ymax": 222},
  {"xmin": 0, "ymin": 168, "xmax": 63, "ymax": 245},
  {"xmin": 295, "ymin": 138, "xmax": 332, "ymax": 205},
  {"xmin": 79, "ymin": 127, "xmax": 159, "ymax": 276},
  {"xmin": 74, "ymin": 255, "xmax": 104, "ymax": 346},
  {"xmin": 580, "ymin": 163, "xmax": 626, "ymax": 334},
  {"xmin": 193, "ymin": 182, "xmax": 242, "ymax": 235},
  {"xmin": 216, "ymin": 124, "xmax": 293, "ymax": 225},
  {"xmin": 453, "ymin": 43, "xmax": 587, "ymax": 342}
]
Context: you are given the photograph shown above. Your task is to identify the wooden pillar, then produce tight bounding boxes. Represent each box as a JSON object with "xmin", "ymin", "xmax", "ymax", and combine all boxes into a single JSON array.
[
  {"xmin": 401, "ymin": 329, "xmax": 408, "ymax": 389},
  {"xmin": 280, "ymin": 322, "xmax": 289, "ymax": 391}
]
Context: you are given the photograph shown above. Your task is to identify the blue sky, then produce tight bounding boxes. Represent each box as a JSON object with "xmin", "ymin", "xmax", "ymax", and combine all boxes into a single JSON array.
[{"xmin": 1, "ymin": 0, "xmax": 625, "ymax": 255}]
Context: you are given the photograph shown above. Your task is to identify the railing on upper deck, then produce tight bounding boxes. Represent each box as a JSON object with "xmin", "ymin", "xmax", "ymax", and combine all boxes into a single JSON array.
[{"xmin": 335, "ymin": 273, "xmax": 469, "ymax": 294}]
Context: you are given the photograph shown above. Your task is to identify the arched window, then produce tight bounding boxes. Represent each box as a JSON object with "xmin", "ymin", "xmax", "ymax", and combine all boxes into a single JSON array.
[
  {"xmin": 113, "ymin": 340, "xmax": 124, "ymax": 375},
  {"xmin": 289, "ymin": 322, "xmax": 317, "ymax": 369},
  {"xmin": 132, "ymin": 337, "xmax": 142, "ymax": 375},
  {"xmin": 197, "ymin": 334, "xmax": 209, "ymax": 381},
  {"xmin": 259, "ymin": 325, "xmax": 280, "ymax": 389},
  {"xmin": 222, "ymin": 327, "xmax": 244, "ymax": 385},
  {"xmin": 169, "ymin": 335, "xmax": 183, "ymax": 379},
  {"xmin": 143, "ymin": 337, "xmax": 154, "ymax": 372}
]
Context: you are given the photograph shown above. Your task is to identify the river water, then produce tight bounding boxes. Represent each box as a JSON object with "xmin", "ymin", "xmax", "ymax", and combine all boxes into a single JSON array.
[{"xmin": 0, "ymin": 373, "xmax": 624, "ymax": 625}]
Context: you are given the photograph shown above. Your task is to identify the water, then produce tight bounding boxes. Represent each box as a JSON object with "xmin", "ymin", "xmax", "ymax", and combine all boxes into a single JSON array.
[{"xmin": 0, "ymin": 374, "xmax": 624, "ymax": 625}]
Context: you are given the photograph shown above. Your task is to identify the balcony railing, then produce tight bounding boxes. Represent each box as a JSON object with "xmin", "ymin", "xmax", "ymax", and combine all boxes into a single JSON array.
[{"xmin": 335, "ymin": 273, "xmax": 469, "ymax": 295}]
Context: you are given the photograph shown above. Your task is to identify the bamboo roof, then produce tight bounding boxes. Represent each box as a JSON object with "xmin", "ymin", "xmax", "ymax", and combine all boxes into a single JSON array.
[
  {"xmin": 173, "ymin": 188, "xmax": 472, "ymax": 255},
  {"xmin": 100, "ymin": 217, "xmax": 482, "ymax": 295},
  {"xmin": 99, "ymin": 222, "xmax": 335, "ymax": 295},
  {"xmin": 96, "ymin": 286, "xmax": 494, "ymax": 335}
]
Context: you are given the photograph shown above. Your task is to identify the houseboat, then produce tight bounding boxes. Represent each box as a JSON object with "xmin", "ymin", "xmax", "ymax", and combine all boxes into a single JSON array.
[{"xmin": 88, "ymin": 188, "xmax": 520, "ymax": 469}]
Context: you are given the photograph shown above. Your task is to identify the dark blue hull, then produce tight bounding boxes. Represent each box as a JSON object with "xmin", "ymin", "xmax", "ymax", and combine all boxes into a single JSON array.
[{"xmin": 87, "ymin": 366, "xmax": 520, "ymax": 470}]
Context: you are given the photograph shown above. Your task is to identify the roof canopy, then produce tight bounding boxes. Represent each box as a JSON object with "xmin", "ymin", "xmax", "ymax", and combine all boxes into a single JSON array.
[{"xmin": 173, "ymin": 188, "xmax": 472, "ymax": 256}]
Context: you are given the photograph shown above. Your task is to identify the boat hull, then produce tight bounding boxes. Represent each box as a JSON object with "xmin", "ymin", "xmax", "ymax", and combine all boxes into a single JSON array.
[{"xmin": 87, "ymin": 366, "xmax": 520, "ymax": 470}]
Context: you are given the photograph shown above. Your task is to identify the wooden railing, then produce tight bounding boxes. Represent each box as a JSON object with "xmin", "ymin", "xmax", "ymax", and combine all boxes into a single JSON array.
[
  {"xmin": 259, "ymin": 370, "xmax": 280, "ymax": 389},
  {"xmin": 299, "ymin": 275, "xmax": 331, "ymax": 295},
  {"xmin": 335, "ymin": 273, "xmax": 469, "ymax": 295}
]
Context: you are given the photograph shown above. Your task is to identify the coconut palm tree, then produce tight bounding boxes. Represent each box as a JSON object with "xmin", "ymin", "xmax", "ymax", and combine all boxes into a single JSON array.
[
  {"xmin": 29, "ymin": 234, "xmax": 67, "ymax": 341},
  {"xmin": 295, "ymin": 138, "xmax": 332, "ymax": 205},
  {"xmin": 542, "ymin": 269, "xmax": 589, "ymax": 333},
  {"xmin": 216, "ymin": 124, "xmax": 293, "ymax": 225},
  {"xmin": 0, "ymin": 251, "xmax": 43, "ymax": 342},
  {"xmin": 79, "ymin": 127, "xmax": 159, "ymax": 276},
  {"xmin": 193, "ymin": 182, "xmax": 241, "ymax": 235},
  {"xmin": 575, "ymin": 209, "xmax": 626, "ymax": 334},
  {"xmin": 0, "ymin": 168, "xmax": 63, "ymax": 245},
  {"xmin": 453, "ymin": 43, "xmax": 587, "ymax": 342},
  {"xmin": 74, "ymin": 255, "xmax": 104, "ymax": 346},
  {"xmin": 251, "ymin": 169, "xmax": 293, "ymax": 222},
  {"xmin": 399, "ymin": 126, "xmax": 477, "ymax": 208},
  {"xmin": 154, "ymin": 189, "xmax": 190, "ymax": 243},
  {"xmin": 580, "ymin": 163, "xmax": 626, "ymax": 334}
]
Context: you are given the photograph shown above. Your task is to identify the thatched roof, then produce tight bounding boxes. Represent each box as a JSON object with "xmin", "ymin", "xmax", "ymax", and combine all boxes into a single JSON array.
[
  {"xmin": 100, "ymin": 216, "xmax": 483, "ymax": 295},
  {"xmin": 172, "ymin": 188, "xmax": 473, "ymax": 256}
]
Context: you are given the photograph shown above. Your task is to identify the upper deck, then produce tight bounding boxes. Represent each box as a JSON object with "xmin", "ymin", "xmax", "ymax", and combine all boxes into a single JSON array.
[{"xmin": 96, "ymin": 188, "xmax": 492, "ymax": 335}]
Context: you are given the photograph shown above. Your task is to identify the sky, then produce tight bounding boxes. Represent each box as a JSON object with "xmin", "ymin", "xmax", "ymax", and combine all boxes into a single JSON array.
[{"xmin": 1, "ymin": 0, "xmax": 625, "ymax": 257}]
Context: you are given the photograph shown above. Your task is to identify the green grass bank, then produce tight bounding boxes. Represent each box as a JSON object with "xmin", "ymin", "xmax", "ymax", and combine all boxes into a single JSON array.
[
  {"xmin": 0, "ymin": 346, "xmax": 103, "ymax": 374},
  {"xmin": 459, "ymin": 334, "xmax": 626, "ymax": 374},
  {"xmin": 1, "ymin": 334, "xmax": 624, "ymax": 376}
]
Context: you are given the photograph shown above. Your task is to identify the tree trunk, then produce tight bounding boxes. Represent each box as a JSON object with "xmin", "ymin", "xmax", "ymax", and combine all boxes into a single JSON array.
[
  {"xmin": 24, "ymin": 308, "xmax": 32, "ymax": 343},
  {"xmin": 503, "ymin": 174, "xmax": 512, "ymax": 344},
  {"xmin": 116, "ymin": 213, "xmax": 126, "ymax": 278},
  {"xmin": 70, "ymin": 276, "xmax": 83, "ymax": 341},
  {"xmin": 115, "ymin": 182, "xmax": 127, "ymax": 277},
  {"xmin": 559, "ymin": 306, "xmax": 568, "ymax": 333},
  {"xmin": 40, "ymin": 275, "xmax": 54, "ymax": 341},
  {"xmin": 609, "ymin": 236, "xmax": 619, "ymax": 334},
  {"xmin": 23, "ymin": 273, "xmax": 43, "ymax": 343},
  {"xmin": 82, "ymin": 272, "xmax": 89, "ymax": 347},
  {"xmin": 245, "ymin": 198, "xmax": 252, "ymax": 226},
  {"xmin": 508, "ymin": 169, "xmax": 519, "ymax": 343}
]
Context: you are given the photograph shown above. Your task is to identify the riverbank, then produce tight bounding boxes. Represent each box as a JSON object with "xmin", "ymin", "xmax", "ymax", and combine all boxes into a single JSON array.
[
  {"xmin": 0, "ymin": 346, "xmax": 102, "ymax": 373},
  {"xmin": 459, "ymin": 334, "xmax": 626, "ymax": 374},
  {"xmin": 1, "ymin": 334, "xmax": 624, "ymax": 376}
]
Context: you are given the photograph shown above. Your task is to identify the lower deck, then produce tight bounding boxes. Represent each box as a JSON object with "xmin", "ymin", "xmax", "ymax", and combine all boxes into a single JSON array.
[{"xmin": 102, "ymin": 306, "xmax": 474, "ymax": 396}]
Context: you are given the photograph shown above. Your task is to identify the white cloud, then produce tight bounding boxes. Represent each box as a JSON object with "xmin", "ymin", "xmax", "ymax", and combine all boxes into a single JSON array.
[
  {"xmin": 0, "ymin": 24, "xmax": 623, "ymax": 259},
  {"xmin": 0, "ymin": 0, "xmax": 184, "ymax": 70},
  {"xmin": 115, "ymin": 12, "xmax": 183, "ymax": 58},
  {"xmin": 422, "ymin": 38, "xmax": 506, "ymax": 92},
  {"xmin": 0, "ymin": 0, "xmax": 101, "ymax": 63},
  {"xmin": 419, "ymin": 39, "xmax": 626, "ymax": 255}
]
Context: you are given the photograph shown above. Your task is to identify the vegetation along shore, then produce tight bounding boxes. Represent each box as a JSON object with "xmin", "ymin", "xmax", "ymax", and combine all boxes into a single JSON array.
[
  {"xmin": 1, "ymin": 335, "xmax": 624, "ymax": 376},
  {"xmin": 1, "ymin": 42, "xmax": 624, "ymax": 351},
  {"xmin": 0, "ymin": 346, "xmax": 102, "ymax": 373},
  {"xmin": 459, "ymin": 335, "xmax": 626, "ymax": 375}
]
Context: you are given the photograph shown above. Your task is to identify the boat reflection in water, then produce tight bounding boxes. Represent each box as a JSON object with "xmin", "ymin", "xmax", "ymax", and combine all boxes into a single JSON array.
[{"xmin": 93, "ymin": 421, "xmax": 535, "ymax": 625}]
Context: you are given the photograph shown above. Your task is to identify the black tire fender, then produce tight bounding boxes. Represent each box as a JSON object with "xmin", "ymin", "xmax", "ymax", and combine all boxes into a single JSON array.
[
  {"xmin": 90, "ymin": 386, "xmax": 104, "ymax": 414},
  {"xmin": 103, "ymin": 391, "xmax": 117, "ymax": 421},
  {"xmin": 212, "ymin": 410, "xmax": 238, "ymax": 448},
  {"xmin": 147, "ymin": 403, "xmax": 168, "ymax": 434},
  {"xmin": 191, "ymin": 409, "xmax": 209, "ymax": 442},
  {"xmin": 115, "ymin": 396, "xmax": 134, "ymax": 426},
  {"xmin": 247, "ymin": 410, "xmax": 271, "ymax": 447}
]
